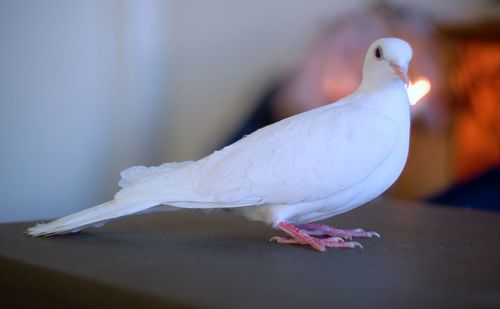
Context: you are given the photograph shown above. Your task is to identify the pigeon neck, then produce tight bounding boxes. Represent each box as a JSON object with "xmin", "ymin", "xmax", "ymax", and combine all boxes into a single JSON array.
[
  {"xmin": 358, "ymin": 71, "xmax": 402, "ymax": 93},
  {"xmin": 357, "ymin": 60, "xmax": 405, "ymax": 93}
]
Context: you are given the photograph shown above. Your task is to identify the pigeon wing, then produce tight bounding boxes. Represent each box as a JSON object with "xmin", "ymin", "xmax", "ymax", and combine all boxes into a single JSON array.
[{"xmin": 192, "ymin": 102, "xmax": 397, "ymax": 205}]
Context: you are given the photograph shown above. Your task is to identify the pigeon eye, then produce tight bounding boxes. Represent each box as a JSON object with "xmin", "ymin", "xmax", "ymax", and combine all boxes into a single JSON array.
[{"xmin": 374, "ymin": 47, "xmax": 382, "ymax": 60}]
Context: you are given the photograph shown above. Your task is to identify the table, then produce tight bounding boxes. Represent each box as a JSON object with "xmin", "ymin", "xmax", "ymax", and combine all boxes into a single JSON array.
[{"xmin": 1, "ymin": 198, "xmax": 500, "ymax": 308}]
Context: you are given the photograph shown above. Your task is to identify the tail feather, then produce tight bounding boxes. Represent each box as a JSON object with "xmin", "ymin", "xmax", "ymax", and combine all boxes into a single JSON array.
[{"xmin": 26, "ymin": 200, "xmax": 158, "ymax": 236}]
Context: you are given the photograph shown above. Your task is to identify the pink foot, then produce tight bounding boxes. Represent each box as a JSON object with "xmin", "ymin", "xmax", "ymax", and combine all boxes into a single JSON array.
[
  {"xmin": 298, "ymin": 222, "xmax": 380, "ymax": 240},
  {"xmin": 270, "ymin": 222, "xmax": 363, "ymax": 252},
  {"xmin": 270, "ymin": 236, "xmax": 363, "ymax": 249}
]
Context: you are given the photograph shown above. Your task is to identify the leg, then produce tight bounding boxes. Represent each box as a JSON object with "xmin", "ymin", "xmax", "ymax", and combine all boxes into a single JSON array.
[
  {"xmin": 270, "ymin": 221, "xmax": 363, "ymax": 252},
  {"xmin": 298, "ymin": 222, "xmax": 380, "ymax": 239}
]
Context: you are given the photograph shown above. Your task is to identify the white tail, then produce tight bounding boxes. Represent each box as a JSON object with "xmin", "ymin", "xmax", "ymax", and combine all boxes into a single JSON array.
[{"xmin": 25, "ymin": 200, "xmax": 158, "ymax": 236}]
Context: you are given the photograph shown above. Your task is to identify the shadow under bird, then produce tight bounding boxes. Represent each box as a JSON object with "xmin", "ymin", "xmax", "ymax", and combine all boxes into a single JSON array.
[{"xmin": 27, "ymin": 37, "xmax": 413, "ymax": 252}]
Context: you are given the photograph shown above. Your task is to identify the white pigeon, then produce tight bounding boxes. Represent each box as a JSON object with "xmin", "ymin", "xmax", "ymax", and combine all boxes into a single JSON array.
[{"xmin": 27, "ymin": 37, "xmax": 413, "ymax": 252}]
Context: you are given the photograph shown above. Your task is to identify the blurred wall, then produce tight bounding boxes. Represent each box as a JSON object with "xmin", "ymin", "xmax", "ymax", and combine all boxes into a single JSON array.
[
  {"xmin": 163, "ymin": 0, "xmax": 497, "ymax": 161},
  {"xmin": 0, "ymin": 0, "xmax": 496, "ymax": 222},
  {"xmin": 0, "ymin": 0, "xmax": 169, "ymax": 222},
  {"xmin": 163, "ymin": 0, "xmax": 363, "ymax": 160}
]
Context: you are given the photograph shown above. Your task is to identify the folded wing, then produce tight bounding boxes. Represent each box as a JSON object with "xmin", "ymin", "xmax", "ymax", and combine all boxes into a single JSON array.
[{"xmin": 116, "ymin": 103, "xmax": 396, "ymax": 208}]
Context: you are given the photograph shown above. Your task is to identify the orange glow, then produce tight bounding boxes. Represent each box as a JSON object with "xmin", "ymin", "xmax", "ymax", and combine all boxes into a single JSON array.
[{"xmin": 406, "ymin": 77, "xmax": 431, "ymax": 105}]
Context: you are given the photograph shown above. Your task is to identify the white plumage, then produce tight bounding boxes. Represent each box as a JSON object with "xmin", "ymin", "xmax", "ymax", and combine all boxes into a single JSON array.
[{"xmin": 27, "ymin": 38, "xmax": 413, "ymax": 251}]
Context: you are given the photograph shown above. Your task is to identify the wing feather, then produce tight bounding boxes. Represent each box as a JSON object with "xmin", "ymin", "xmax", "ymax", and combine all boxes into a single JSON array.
[
  {"xmin": 116, "ymin": 102, "xmax": 396, "ymax": 207},
  {"xmin": 193, "ymin": 103, "xmax": 397, "ymax": 205}
]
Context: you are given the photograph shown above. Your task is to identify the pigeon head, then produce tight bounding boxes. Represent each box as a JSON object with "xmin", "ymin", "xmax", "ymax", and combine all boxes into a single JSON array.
[{"xmin": 360, "ymin": 38, "xmax": 413, "ymax": 89}]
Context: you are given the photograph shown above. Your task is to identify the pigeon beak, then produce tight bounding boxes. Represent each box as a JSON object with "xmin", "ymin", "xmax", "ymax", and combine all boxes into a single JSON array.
[{"xmin": 390, "ymin": 63, "xmax": 409, "ymax": 87}]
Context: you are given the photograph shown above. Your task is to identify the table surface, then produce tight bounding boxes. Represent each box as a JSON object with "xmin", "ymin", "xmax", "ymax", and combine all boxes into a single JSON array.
[{"xmin": 1, "ymin": 198, "xmax": 500, "ymax": 308}]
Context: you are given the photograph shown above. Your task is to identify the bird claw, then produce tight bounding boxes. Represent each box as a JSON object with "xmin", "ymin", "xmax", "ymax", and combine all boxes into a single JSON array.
[
  {"xmin": 299, "ymin": 223, "xmax": 381, "ymax": 239},
  {"xmin": 272, "ymin": 222, "xmax": 379, "ymax": 251},
  {"xmin": 271, "ymin": 222, "xmax": 369, "ymax": 251},
  {"xmin": 270, "ymin": 235, "xmax": 363, "ymax": 250},
  {"xmin": 351, "ymin": 241, "xmax": 364, "ymax": 249}
]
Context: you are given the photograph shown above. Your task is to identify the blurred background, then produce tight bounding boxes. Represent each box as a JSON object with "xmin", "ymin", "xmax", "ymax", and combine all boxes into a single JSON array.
[{"xmin": 0, "ymin": 0, "xmax": 499, "ymax": 222}]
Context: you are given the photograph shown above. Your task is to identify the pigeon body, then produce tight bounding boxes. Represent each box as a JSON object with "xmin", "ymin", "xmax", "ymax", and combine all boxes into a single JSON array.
[{"xmin": 27, "ymin": 38, "xmax": 413, "ymax": 248}]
